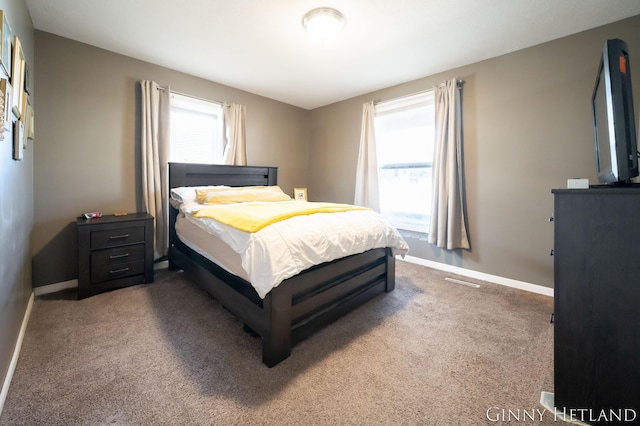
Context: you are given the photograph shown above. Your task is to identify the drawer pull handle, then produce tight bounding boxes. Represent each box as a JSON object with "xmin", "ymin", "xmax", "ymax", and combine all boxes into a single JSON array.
[
  {"xmin": 109, "ymin": 253, "xmax": 130, "ymax": 260},
  {"xmin": 109, "ymin": 267, "xmax": 130, "ymax": 274},
  {"xmin": 109, "ymin": 233, "xmax": 130, "ymax": 240}
]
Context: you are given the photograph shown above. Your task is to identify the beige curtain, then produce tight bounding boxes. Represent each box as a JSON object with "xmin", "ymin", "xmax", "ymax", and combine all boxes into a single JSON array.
[
  {"xmin": 141, "ymin": 80, "xmax": 170, "ymax": 259},
  {"xmin": 223, "ymin": 102, "xmax": 247, "ymax": 165},
  {"xmin": 354, "ymin": 101, "xmax": 380, "ymax": 211},
  {"xmin": 428, "ymin": 79, "xmax": 470, "ymax": 250}
]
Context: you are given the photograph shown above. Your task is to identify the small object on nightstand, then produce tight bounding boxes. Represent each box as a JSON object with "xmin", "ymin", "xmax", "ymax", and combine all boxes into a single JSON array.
[
  {"xmin": 77, "ymin": 213, "xmax": 154, "ymax": 299},
  {"xmin": 294, "ymin": 187, "xmax": 307, "ymax": 201},
  {"xmin": 114, "ymin": 212, "xmax": 127, "ymax": 216},
  {"xmin": 567, "ymin": 178, "xmax": 589, "ymax": 189},
  {"xmin": 83, "ymin": 211, "xmax": 102, "ymax": 219}
]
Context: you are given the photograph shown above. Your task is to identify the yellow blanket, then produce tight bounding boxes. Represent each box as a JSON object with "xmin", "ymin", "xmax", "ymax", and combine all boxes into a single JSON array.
[{"xmin": 192, "ymin": 201, "xmax": 369, "ymax": 233}]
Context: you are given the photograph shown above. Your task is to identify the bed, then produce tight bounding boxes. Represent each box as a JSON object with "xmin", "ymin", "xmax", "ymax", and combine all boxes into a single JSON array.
[{"xmin": 168, "ymin": 162, "xmax": 408, "ymax": 367}]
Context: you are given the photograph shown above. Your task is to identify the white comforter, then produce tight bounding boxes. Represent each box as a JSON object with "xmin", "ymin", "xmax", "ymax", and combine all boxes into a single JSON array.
[{"xmin": 178, "ymin": 202, "xmax": 409, "ymax": 299}]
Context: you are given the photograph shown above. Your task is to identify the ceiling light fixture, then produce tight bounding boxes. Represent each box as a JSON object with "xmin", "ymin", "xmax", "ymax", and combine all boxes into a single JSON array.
[{"xmin": 302, "ymin": 7, "xmax": 345, "ymax": 43}]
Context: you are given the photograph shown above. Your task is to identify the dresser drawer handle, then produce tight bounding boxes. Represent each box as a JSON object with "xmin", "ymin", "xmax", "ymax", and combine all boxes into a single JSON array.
[
  {"xmin": 109, "ymin": 267, "xmax": 130, "ymax": 274},
  {"xmin": 109, "ymin": 234, "xmax": 130, "ymax": 240},
  {"xmin": 109, "ymin": 253, "xmax": 130, "ymax": 260}
]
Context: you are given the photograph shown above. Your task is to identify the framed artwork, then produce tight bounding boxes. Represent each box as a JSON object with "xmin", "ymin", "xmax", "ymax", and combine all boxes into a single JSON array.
[
  {"xmin": 0, "ymin": 78, "xmax": 9, "ymax": 131},
  {"xmin": 294, "ymin": 187, "xmax": 308, "ymax": 201},
  {"xmin": 0, "ymin": 11, "xmax": 10, "ymax": 77},
  {"xmin": 25, "ymin": 101, "xmax": 33, "ymax": 141},
  {"xmin": 0, "ymin": 80, "xmax": 3, "ymax": 137},
  {"xmin": 23, "ymin": 99, "xmax": 33, "ymax": 146},
  {"xmin": 23, "ymin": 62, "xmax": 30, "ymax": 94},
  {"xmin": 4, "ymin": 80, "xmax": 13, "ymax": 130},
  {"xmin": 11, "ymin": 35, "xmax": 24, "ymax": 119},
  {"xmin": 20, "ymin": 90, "xmax": 26, "ymax": 120},
  {"xmin": 13, "ymin": 119, "xmax": 23, "ymax": 160}
]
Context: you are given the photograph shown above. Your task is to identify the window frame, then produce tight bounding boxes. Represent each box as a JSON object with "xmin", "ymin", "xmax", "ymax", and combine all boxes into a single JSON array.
[
  {"xmin": 373, "ymin": 90, "xmax": 435, "ymax": 234},
  {"xmin": 169, "ymin": 92, "xmax": 224, "ymax": 165}
]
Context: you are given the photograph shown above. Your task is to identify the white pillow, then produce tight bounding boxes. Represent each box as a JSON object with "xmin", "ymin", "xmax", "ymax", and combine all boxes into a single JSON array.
[
  {"xmin": 198, "ymin": 186, "xmax": 292, "ymax": 204},
  {"xmin": 170, "ymin": 185, "xmax": 229, "ymax": 204}
]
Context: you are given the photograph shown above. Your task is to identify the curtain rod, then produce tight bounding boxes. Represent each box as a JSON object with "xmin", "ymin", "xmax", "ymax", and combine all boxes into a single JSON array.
[
  {"xmin": 156, "ymin": 86, "xmax": 223, "ymax": 106},
  {"xmin": 374, "ymin": 79, "xmax": 465, "ymax": 105}
]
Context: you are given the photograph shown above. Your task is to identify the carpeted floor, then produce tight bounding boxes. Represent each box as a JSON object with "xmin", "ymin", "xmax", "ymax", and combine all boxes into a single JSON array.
[{"xmin": 1, "ymin": 261, "xmax": 556, "ymax": 425}]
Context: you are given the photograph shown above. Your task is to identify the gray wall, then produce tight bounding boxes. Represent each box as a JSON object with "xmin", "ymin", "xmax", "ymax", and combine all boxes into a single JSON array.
[
  {"xmin": 32, "ymin": 32, "xmax": 310, "ymax": 287},
  {"xmin": 0, "ymin": 0, "xmax": 34, "ymax": 402},
  {"xmin": 309, "ymin": 15, "xmax": 640, "ymax": 289}
]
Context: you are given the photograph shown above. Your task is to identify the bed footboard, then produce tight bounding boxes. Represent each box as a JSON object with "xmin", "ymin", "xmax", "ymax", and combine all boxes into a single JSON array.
[{"xmin": 262, "ymin": 247, "xmax": 394, "ymax": 367}]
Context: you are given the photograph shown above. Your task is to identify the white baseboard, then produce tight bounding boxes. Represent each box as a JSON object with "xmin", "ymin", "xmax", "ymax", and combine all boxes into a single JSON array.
[
  {"xmin": 400, "ymin": 255, "xmax": 554, "ymax": 297},
  {"xmin": 33, "ymin": 279, "xmax": 78, "ymax": 296},
  {"xmin": 33, "ymin": 262, "xmax": 167, "ymax": 297},
  {"xmin": 0, "ymin": 292, "xmax": 34, "ymax": 416}
]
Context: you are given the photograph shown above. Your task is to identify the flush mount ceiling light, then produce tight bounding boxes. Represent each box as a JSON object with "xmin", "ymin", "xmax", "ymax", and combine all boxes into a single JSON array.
[{"xmin": 302, "ymin": 7, "xmax": 345, "ymax": 43}]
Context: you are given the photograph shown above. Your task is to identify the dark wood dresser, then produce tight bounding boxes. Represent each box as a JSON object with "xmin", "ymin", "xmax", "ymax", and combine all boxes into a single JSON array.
[
  {"xmin": 77, "ymin": 213, "xmax": 154, "ymax": 299},
  {"xmin": 552, "ymin": 187, "xmax": 640, "ymax": 422}
]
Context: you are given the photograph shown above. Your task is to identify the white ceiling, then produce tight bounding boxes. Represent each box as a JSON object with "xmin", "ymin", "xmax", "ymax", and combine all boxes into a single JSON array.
[{"xmin": 24, "ymin": 0, "xmax": 640, "ymax": 110}]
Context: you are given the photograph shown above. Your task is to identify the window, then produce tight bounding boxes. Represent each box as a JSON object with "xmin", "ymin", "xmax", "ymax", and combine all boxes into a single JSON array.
[
  {"xmin": 169, "ymin": 93, "xmax": 224, "ymax": 164},
  {"xmin": 374, "ymin": 91, "xmax": 435, "ymax": 233}
]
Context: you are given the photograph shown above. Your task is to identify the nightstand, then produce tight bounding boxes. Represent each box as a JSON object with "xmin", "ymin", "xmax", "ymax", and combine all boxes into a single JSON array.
[{"xmin": 77, "ymin": 213, "xmax": 154, "ymax": 299}]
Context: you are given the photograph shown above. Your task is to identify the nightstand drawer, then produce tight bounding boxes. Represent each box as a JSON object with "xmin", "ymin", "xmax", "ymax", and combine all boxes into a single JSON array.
[
  {"xmin": 91, "ymin": 260, "xmax": 145, "ymax": 283},
  {"xmin": 90, "ymin": 226, "xmax": 145, "ymax": 249},
  {"xmin": 91, "ymin": 244, "xmax": 146, "ymax": 267}
]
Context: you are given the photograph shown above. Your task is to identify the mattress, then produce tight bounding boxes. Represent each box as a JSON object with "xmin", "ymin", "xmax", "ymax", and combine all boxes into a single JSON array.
[{"xmin": 175, "ymin": 213, "xmax": 250, "ymax": 281}]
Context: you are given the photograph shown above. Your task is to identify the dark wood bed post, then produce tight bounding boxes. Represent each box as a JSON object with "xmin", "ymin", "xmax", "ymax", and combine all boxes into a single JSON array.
[
  {"xmin": 168, "ymin": 205, "xmax": 179, "ymax": 271},
  {"xmin": 262, "ymin": 287, "xmax": 293, "ymax": 367},
  {"xmin": 385, "ymin": 248, "xmax": 396, "ymax": 293}
]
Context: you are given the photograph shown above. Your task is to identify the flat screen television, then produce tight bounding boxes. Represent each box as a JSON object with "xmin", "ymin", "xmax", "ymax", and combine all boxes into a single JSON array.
[{"xmin": 591, "ymin": 38, "xmax": 638, "ymax": 184}]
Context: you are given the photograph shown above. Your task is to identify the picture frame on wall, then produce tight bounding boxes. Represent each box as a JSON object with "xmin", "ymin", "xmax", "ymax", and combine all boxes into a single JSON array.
[
  {"xmin": 0, "ymin": 10, "xmax": 11, "ymax": 77},
  {"xmin": 23, "ymin": 62, "xmax": 30, "ymax": 95},
  {"xmin": 25, "ymin": 101, "xmax": 34, "ymax": 141},
  {"xmin": 20, "ymin": 90, "xmax": 27, "ymax": 120},
  {"xmin": 0, "ymin": 78, "xmax": 10, "ymax": 131},
  {"xmin": 11, "ymin": 35, "xmax": 24, "ymax": 120},
  {"xmin": 23, "ymin": 99, "xmax": 33, "ymax": 147},
  {"xmin": 0, "ymin": 80, "xmax": 4, "ymax": 137},
  {"xmin": 13, "ymin": 119, "xmax": 23, "ymax": 160}
]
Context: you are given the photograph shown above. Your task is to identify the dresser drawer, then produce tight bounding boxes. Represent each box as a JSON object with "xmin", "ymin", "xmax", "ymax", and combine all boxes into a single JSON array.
[
  {"xmin": 90, "ymin": 226, "xmax": 145, "ymax": 249},
  {"xmin": 91, "ymin": 244, "xmax": 145, "ymax": 267},
  {"xmin": 91, "ymin": 260, "xmax": 145, "ymax": 283}
]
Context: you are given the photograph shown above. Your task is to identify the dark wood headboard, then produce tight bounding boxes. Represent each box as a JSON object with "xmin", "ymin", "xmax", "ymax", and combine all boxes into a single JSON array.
[{"xmin": 168, "ymin": 163, "xmax": 278, "ymax": 188}]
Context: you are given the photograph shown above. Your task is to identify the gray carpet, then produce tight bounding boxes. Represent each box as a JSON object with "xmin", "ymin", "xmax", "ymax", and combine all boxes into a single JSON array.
[{"xmin": 1, "ymin": 261, "xmax": 556, "ymax": 425}]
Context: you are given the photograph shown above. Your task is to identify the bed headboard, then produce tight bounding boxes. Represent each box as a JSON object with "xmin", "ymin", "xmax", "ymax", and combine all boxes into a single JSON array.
[{"xmin": 169, "ymin": 163, "xmax": 278, "ymax": 188}]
